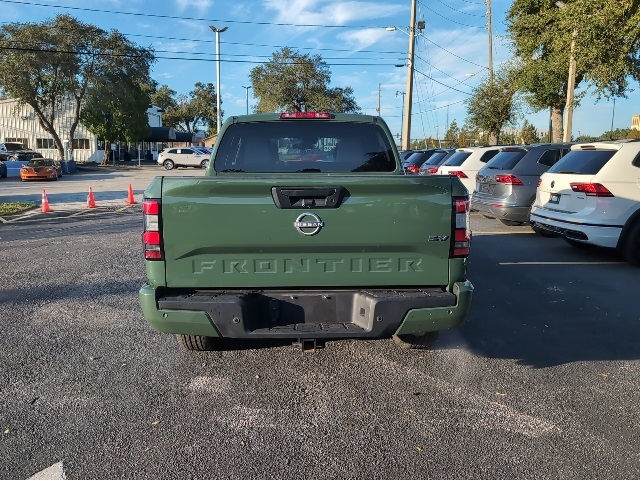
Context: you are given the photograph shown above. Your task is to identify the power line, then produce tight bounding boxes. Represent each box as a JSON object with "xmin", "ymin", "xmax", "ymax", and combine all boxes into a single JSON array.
[
  {"xmin": 0, "ymin": 0, "xmax": 384, "ymax": 29},
  {"xmin": 0, "ymin": 21, "xmax": 405, "ymax": 56},
  {"xmin": 0, "ymin": 44, "xmax": 401, "ymax": 66}
]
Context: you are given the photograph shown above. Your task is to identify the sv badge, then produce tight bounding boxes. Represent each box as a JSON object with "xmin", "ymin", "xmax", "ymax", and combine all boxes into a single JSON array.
[{"xmin": 428, "ymin": 235, "xmax": 450, "ymax": 241}]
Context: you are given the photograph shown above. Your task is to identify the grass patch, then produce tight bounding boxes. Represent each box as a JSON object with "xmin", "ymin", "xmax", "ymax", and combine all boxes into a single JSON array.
[{"xmin": 0, "ymin": 202, "xmax": 37, "ymax": 216}]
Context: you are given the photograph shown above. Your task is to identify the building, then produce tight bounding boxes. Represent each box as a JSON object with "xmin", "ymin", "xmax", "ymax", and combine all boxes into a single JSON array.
[
  {"xmin": 632, "ymin": 115, "xmax": 640, "ymax": 131},
  {"xmin": 0, "ymin": 97, "xmax": 171, "ymax": 162}
]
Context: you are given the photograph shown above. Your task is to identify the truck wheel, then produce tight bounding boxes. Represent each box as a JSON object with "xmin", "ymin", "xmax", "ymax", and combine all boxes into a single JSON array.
[
  {"xmin": 622, "ymin": 221, "xmax": 640, "ymax": 267},
  {"xmin": 176, "ymin": 334, "xmax": 221, "ymax": 351},
  {"xmin": 392, "ymin": 332, "xmax": 439, "ymax": 350},
  {"xmin": 163, "ymin": 159, "xmax": 175, "ymax": 170}
]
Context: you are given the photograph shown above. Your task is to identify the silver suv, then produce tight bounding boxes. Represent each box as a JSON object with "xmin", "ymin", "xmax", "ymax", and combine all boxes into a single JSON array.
[{"xmin": 471, "ymin": 143, "xmax": 573, "ymax": 225}]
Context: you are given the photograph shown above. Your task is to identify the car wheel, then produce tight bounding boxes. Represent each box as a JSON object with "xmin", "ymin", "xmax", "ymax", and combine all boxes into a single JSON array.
[
  {"xmin": 176, "ymin": 334, "xmax": 221, "ymax": 351},
  {"xmin": 163, "ymin": 159, "xmax": 175, "ymax": 170},
  {"xmin": 622, "ymin": 220, "xmax": 640, "ymax": 267},
  {"xmin": 499, "ymin": 219, "xmax": 523, "ymax": 226},
  {"xmin": 392, "ymin": 332, "xmax": 439, "ymax": 350},
  {"xmin": 200, "ymin": 159, "xmax": 209, "ymax": 169}
]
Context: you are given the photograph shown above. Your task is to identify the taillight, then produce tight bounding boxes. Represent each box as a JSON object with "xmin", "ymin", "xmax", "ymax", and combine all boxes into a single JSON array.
[
  {"xmin": 280, "ymin": 112, "xmax": 331, "ymax": 119},
  {"xmin": 143, "ymin": 199, "xmax": 163, "ymax": 260},
  {"xmin": 495, "ymin": 174, "xmax": 524, "ymax": 185},
  {"xmin": 570, "ymin": 183, "xmax": 614, "ymax": 197},
  {"xmin": 449, "ymin": 171, "xmax": 468, "ymax": 178},
  {"xmin": 427, "ymin": 167, "xmax": 438, "ymax": 173},
  {"xmin": 537, "ymin": 178, "xmax": 542, "ymax": 187},
  {"xmin": 452, "ymin": 197, "xmax": 470, "ymax": 257},
  {"xmin": 406, "ymin": 165, "xmax": 420, "ymax": 173}
]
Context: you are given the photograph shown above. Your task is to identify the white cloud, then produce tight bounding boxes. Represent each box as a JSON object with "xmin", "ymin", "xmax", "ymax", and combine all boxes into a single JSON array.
[
  {"xmin": 264, "ymin": 0, "xmax": 403, "ymax": 26},
  {"xmin": 174, "ymin": 0, "xmax": 214, "ymax": 15},
  {"xmin": 337, "ymin": 28, "xmax": 387, "ymax": 51}
]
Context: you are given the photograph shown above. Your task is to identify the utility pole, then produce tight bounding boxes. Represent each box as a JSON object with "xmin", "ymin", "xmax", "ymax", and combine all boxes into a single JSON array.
[
  {"xmin": 241, "ymin": 85, "xmax": 251, "ymax": 115},
  {"xmin": 402, "ymin": 0, "xmax": 417, "ymax": 150},
  {"xmin": 486, "ymin": 0, "xmax": 494, "ymax": 83}
]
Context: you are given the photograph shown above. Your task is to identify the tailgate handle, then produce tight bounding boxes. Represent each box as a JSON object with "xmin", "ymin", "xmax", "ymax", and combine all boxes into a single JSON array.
[{"xmin": 271, "ymin": 186, "xmax": 345, "ymax": 209}]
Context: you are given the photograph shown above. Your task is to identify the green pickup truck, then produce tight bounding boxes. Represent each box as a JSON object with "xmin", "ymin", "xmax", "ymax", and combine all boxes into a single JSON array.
[{"xmin": 139, "ymin": 112, "xmax": 473, "ymax": 351}]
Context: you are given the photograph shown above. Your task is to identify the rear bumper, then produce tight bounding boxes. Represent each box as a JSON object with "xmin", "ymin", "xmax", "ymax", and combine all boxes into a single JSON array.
[
  {"xmin": 471, "ymin": 197, "xmax": 530, "ymax": 223},
  {"xmin": 529, "ymin": 212, "xmax": 621, "ymax": 248},
  {"xmin": 139, "ymin": 281, "xmax": 473, "ymax": 340}
]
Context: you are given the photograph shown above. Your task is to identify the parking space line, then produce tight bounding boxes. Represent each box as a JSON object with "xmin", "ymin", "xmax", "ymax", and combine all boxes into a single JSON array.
[{"xmin": 499, "ymin": 261, "xmax": 625, "ymax": 265}]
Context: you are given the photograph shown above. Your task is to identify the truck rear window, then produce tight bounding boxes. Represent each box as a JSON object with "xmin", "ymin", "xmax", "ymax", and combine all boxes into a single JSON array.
[
  {"xmin": 214, "ymin": 121, "xmax": 396, "ymax": 173},
  {"xmin": 546, "ymin": 150, "xmax": 616, "ymax": 175}
]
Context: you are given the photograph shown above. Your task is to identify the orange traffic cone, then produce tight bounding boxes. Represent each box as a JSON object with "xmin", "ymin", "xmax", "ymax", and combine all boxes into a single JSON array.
[
  {"xmin": 87, "ymin": 187, "xmax": 96, "ymax": 209},
  {"xmin": 41, "ymin": 189, "xmax": 52, "ymax": 213},
  {"xmin": 126, "ymin": 183, "xmax": 136, "ymax": 204}
]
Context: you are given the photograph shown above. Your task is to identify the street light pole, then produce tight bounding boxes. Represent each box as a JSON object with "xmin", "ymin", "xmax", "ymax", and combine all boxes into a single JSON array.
[
  {"xmin": 209, "ymin": 25, "xmax": 227, "ymax": 134},
  {"xmin": 556, "ymin": 1, "xmax": 576, "ymax": 143},
  {"xmin": 563, "ymin": 28, "xmax": 577, "ymax": 142},
  {"xmin": 241, "ymin": 85, "xmax": 251, "ymax": 115}
]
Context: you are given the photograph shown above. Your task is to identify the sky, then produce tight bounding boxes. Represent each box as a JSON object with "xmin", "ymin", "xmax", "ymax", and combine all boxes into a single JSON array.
[{"xmin": 0, "ymin": 0, "xmax": 637, "ymax": 141}]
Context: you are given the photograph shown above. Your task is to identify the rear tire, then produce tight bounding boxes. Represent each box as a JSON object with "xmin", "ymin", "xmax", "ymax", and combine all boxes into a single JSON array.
[
  {"xmin": 622, "ymin": 221, "xmax": 640, "ymax": 266},
  {"xmin": 200, "ymin": 159, "xmax": 209, "ymax": 169},
  {"xmin": 392, "ymin": 332, "xmax": 439, "ymax": 350},
  {"xmin": 163, "ymin": 159, "xmax": 175, "ymax": 170},
  {"xmin": 499, "ymin": 219, "xmax": 523, "ymax": 226},
  {"xmin": 176, "ymin": 334, "xmax": 221, "ymax": 351}
]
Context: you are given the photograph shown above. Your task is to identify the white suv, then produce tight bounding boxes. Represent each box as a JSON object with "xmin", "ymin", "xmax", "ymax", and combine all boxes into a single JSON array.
[
  {"xmin": 436, "ymin": 145, "xmax": 504, "ymax": 196},
  {"xmin": 157, "ymin": 147, "xmax": 209, "ymax": 170},
  {"xmin": 530, "ymin": 139, "xmax": 640, "ymax": 266}
]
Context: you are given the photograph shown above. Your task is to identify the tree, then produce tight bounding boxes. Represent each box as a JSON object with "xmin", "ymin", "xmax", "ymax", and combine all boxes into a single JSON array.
[
  {"xmin": 506, "ymin": 0, "xmax": 640, "ymax": 141},
  {"xmin": 464, "ymin": 65, "xmax": 523, "ymax": 145},
  {"xmin": 444, "ymin": 120, "xmax": 461, "ymax": 147},
  {"xmin": 0, "ymin": 14, "xmax": 154, "ymax": 161},
  {"xmin": 150, "ymin": 82, "xmax": 218, "ymax": 134},
  {"xmin": 80, "ymin": 77, "xmax": 151, "ymax": 164},
  {"xmin": 250, "ymin": 47, "xmax": 360, "ymax": 113},
  {"xmin": 519, "ymin": 120, "xmax": 540, "ymax": 144}
]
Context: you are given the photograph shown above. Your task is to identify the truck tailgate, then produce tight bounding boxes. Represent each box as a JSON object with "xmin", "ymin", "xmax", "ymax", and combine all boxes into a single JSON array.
[{"xmin": 159, "ymin": 175, "xmax": 456, "ymax": 288}]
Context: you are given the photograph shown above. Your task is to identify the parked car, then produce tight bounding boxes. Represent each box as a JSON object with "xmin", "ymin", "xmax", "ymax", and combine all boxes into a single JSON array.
[
  {"xmin": 436, "ymin": 146, "xmax": 503, "ymax": 196},
  {"xmin": 418, "ymin": 148, "xmax": 456, "ymax": 175},
  {"xmin": 157, "ymin": 147, "xmax": 209, "ymax": 170},
  {"xmin": 471, "ymin": 143, "xmax": 573, "ymax": 225},
  {"xmin": 19, "ymin": 158, "xmax": 62, "ymax": 181},
  {"xmin": 0, "ymin": 142, "xmax": 43, "ymax": 162},
  {"xmin": 193, "ymin": 146, "xmax": 212, "ymax": 155},
  {"xmin": 0, "ymin": 160, "xmax": 6, "ymax": 179},
  {"xmin": 402, "ymin": 148, "xmax": 439, "ymax": 173},
  {"xmin": 529, "ymin": 139, "xmax": 640, "ymax": 266},
  {"xmin": 398, "ymin": 149, "xmax": 414, "ymax": 163}
]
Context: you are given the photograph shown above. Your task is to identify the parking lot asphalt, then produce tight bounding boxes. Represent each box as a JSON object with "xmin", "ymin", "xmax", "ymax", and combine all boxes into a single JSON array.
[{"xmin": 0, "ymin": 162, "xmax": 205, "ymax": 222}]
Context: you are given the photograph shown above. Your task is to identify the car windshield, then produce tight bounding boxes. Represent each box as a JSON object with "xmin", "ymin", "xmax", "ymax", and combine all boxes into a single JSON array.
[
  {"xmin": 28, "ymin": 159, "xmax": 55, "ymax": 167},
  {"xmin": 485, "ymin": 149, "xmax": 527, "ymax": 170},
  {"xmin": 214, "ymin": 120, "xmax": 396, "ymax": 173},
  {"xmin": 547, "ymin": 149, "xmax": 616, "ymax": 175},
  {"xmin": 442, "ymin": 151, "xmax": 472, "ymax": 167}
]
